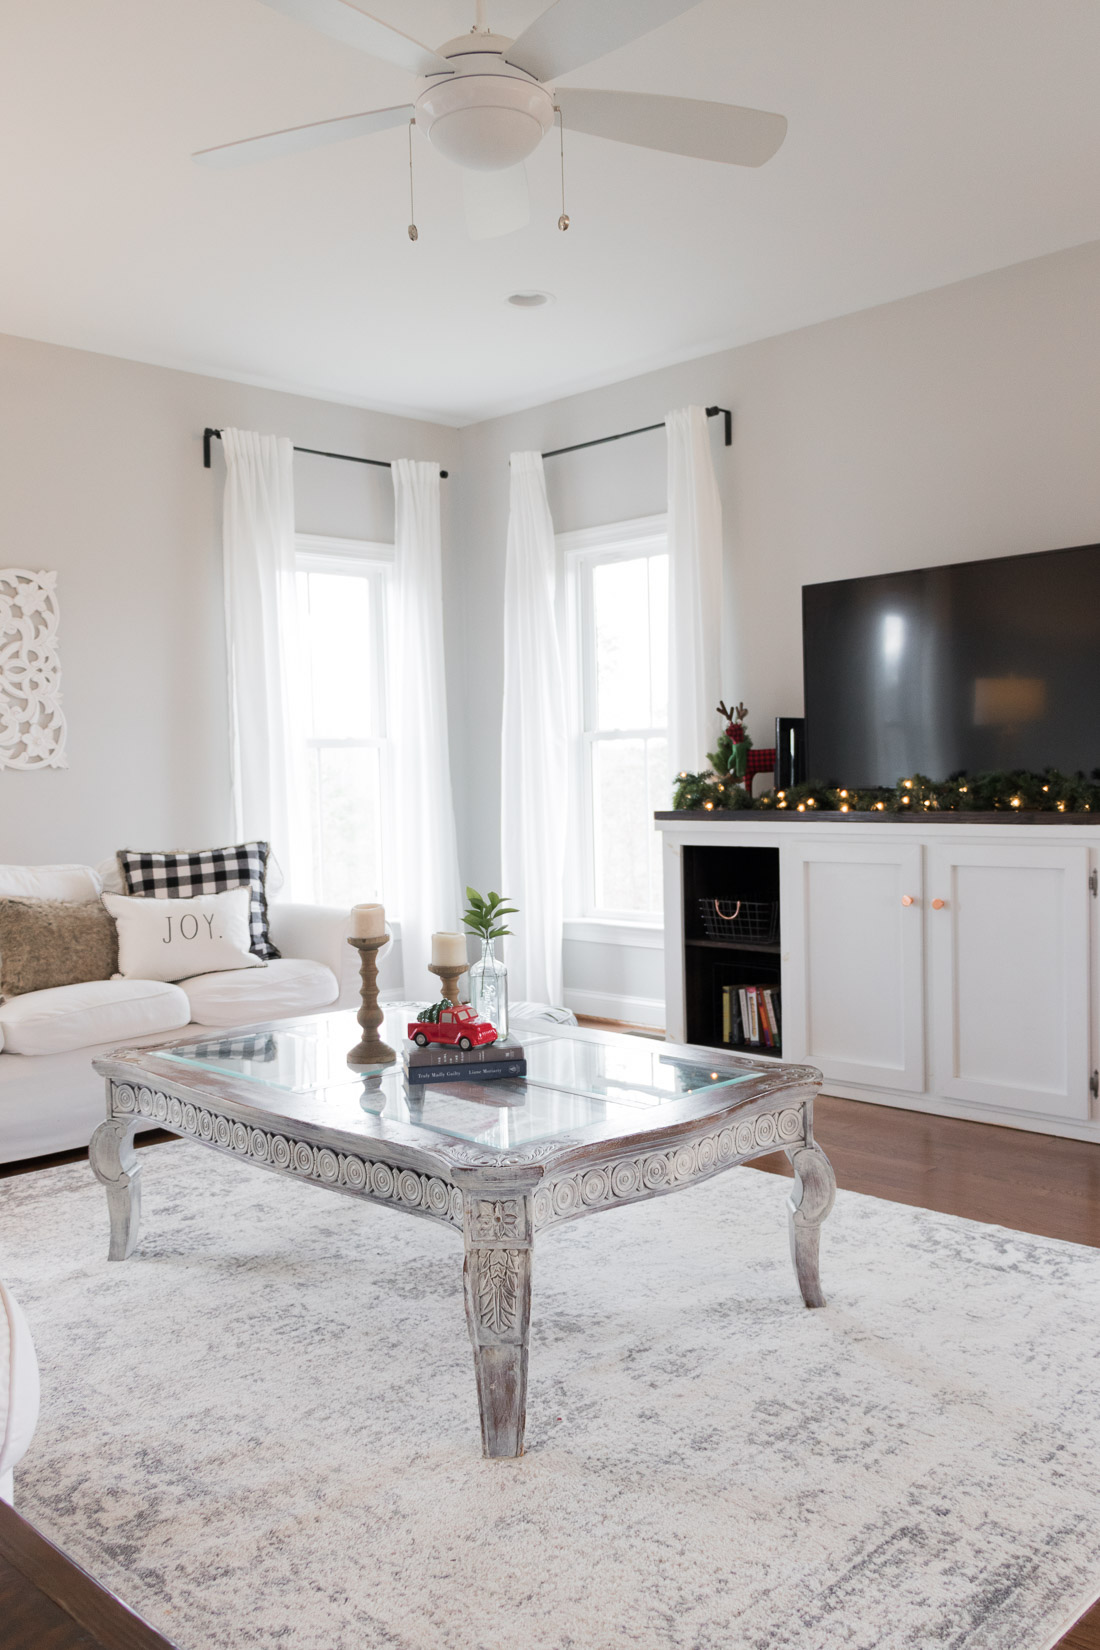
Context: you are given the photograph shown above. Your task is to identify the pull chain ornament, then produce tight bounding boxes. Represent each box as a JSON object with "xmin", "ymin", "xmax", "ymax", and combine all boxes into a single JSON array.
[
  {"xmin": 407, "ymin": 119, "xmax": 419, "ymax": 241},
  {"xmin": 557, "ymin": 108, "xmax": 570, "ymax": 230}
]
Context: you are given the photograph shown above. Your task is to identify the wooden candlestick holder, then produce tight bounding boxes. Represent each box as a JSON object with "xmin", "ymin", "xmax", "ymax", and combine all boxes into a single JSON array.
[
  {"xmin": 428, "ymin": 960, "xmax": 468, "ymax": 1006},
  {"xmin": 347, "ymin": 935, "xmax": 396, "ymax": 1066}
]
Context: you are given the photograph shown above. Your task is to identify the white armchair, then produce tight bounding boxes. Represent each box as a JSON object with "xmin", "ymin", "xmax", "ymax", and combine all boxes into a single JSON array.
[{"xmin": 0, "ymin": 1280, "xmax": 40, "ymax": 1506}]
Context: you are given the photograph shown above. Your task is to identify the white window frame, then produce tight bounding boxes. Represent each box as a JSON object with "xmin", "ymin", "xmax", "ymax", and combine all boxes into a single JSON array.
[
  {"xmin": 294, "ymin": 533, "xmax": 394, "ymax": 907},
  {"xmin": 560, "ymin": 514, "xmax": 669, "ymax": 926}
]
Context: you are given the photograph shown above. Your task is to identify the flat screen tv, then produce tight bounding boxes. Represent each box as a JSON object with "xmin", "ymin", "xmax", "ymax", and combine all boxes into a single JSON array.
[{"xmin": 802, "ymin": 541, "xmax": 1100, "ymax": 788}]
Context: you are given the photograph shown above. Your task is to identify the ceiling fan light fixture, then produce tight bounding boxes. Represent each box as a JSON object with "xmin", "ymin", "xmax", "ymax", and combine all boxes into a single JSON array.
[
  {"xmin": 506, "ymin": 291, "xmax": 554, "ymax": 307},
  {"xmin": 415, "ymin": 58, "xmax": 554, "ymax": 171},
  {"xmin": 426, "ymin": 105, "xmax": 547, "ymax": 170}
]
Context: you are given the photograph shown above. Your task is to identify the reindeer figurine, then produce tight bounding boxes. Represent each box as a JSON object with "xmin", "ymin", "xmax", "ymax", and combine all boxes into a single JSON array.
[{"xmin": 709, "ymin": 701, "xmax": 753, "ymax": 782}]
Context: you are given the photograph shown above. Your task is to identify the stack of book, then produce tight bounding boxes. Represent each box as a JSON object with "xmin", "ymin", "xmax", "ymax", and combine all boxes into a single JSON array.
[
  {"xmin": 721, "ymin": 985, "xmax": 781, "ymax": 1050},
  {"xmin": 403, "ymin": 1035, "xmax": 527, "ymax": 1086}
]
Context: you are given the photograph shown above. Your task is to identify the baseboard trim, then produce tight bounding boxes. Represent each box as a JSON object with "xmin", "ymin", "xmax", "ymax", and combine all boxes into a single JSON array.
[
  {"xmin": 821, "ymin": 1079, "xmax": 1100, "ymax": 1144},
  {"xmin": 562, "ymin": 988, "xmax": 665, "ymax": 1030}
]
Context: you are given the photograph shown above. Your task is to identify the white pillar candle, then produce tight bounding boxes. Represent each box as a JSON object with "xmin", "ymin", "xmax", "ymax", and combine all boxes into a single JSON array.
[
  {"xmin": 352, "ymin": 903, "xmax": 385, "ymax": 939},
  {"xmin": 431, "ymin": 931, "xmax": 468, "ymax": 968}
]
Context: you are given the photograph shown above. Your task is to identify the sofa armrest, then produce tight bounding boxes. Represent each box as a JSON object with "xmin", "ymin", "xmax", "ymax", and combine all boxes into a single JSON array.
[{"xmin": 267, "ymin": 903, "xmax": 358, "ymax": 1008}]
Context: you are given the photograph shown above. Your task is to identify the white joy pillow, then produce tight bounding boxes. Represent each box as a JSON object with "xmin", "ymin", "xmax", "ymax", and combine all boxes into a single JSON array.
[{"xmin": 102, "ymin": 887, "xmax": 265, "ymax": 983}]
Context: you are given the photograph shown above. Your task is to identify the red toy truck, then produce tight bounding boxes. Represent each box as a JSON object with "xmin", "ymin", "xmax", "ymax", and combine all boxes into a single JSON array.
[{"xmin": 408, "ymin": 1002, "xmax": 498, "ymax": 1051}]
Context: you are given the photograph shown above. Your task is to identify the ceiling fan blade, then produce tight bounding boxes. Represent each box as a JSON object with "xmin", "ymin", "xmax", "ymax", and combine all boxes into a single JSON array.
[
  {"xmin": 257, "ymin": 0, "xmax": 451, "ymax": 77},
  {"xmin": 554, "ymin": 89, "xmax": 787, "ymax": 166},
  {"xmin": 506, "ymin": 0, "xmax": 702, "ymax": 82},
  {"xmin": 193, "ymin": 104, "xmax": 413, "ymax": 167},
  {"xmin": 463, "ymin": 164, "xmax": 531, "ymax": 240}
]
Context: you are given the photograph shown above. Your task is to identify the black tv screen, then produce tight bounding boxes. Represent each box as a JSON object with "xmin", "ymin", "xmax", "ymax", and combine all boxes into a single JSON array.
[{"xmin": 802, "ymin": 541, "xmax": 1100, "ymax": 787}]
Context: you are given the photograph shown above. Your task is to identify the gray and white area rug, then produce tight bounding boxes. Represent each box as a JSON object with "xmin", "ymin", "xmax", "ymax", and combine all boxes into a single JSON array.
[{"xmin": 2, "ymin": 1140, "xmax": 1100, "ymax": 1650}]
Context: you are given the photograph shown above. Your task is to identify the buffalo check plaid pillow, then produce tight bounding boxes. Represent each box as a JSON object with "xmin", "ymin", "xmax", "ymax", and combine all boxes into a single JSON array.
[{"xmin": 116, "ymin": 842, "xmax": 279, "ymax": 960}]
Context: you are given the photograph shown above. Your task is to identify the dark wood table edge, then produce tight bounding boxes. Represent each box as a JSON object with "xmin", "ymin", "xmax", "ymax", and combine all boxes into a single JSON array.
[{"xmin": 0, "ymin": 1497, "xmax": 179, "ymax": 1649}]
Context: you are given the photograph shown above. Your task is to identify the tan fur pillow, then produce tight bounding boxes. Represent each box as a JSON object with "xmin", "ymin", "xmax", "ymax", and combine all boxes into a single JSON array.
[{"xmin": 0, "ymin": 897, "xmax": 119, "ymax": 1000}]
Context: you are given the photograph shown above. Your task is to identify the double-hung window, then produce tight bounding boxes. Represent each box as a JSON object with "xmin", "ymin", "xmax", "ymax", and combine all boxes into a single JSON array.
[
  {"xmin": 565, "ymin": 517, "xmax": 669, "ymax": 920},
  {"xmin": 294, "ymin": 535, "xmax": 392, "ymax": 909}
]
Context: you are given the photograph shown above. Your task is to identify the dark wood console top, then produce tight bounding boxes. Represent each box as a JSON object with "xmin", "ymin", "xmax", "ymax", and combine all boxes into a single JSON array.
[
  {"xmin": 655, "ymin": 810, "xmax": 1100, "ymax": 824},
  {"xmin": 0, "ymin": 1498, "xmax": 178, "ymax": 1650}
]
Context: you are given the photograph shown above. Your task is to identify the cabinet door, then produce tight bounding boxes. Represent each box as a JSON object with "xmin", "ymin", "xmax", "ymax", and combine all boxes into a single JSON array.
[
  {"xmin": 927, "ymin": 841, "xmax": 1090, "ymax": 1118},
  {"xmin": 781, "ymin": 840, "xmax": 925, "ymax": 1090}
]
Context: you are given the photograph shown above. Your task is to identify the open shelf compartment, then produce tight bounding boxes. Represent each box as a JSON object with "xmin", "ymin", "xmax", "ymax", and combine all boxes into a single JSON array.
[{"xmin": 682, "ymin": 843, "xmax": 782, "ymax": 1055}]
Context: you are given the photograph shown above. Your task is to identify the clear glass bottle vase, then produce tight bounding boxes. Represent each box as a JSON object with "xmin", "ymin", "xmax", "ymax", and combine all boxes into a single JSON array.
[{"xmin": 468, "ymin": 937, "xmax": 509, "ymax": 1040}]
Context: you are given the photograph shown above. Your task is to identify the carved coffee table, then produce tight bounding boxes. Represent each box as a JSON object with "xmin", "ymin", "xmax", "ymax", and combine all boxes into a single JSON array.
[{"xmin": 91, "ymin": 1013, "xmax": 833, "ymax": 1458}]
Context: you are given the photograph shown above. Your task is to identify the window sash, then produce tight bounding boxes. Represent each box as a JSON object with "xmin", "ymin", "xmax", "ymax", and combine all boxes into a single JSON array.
[
  {"xmin": 294, "ymin": 535, "xmax": 394, "ymax": 908},
  {"xmin": 561, "ymin": 517, "xmax": 669, "ymax": 922}
]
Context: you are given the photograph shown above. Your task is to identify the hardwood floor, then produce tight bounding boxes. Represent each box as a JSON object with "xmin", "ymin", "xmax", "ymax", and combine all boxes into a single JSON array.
[
  {"xmin": 4, "ymin": 1089, "xmax": 1100, "ymax": 1645},
  {"xmin": 0, "ymin": 1497, "xmax": 177, "ymax": 1649},
  {"xmin": 751, "ymin": 1093, "xmax": 1100, "ymax": 1248}
]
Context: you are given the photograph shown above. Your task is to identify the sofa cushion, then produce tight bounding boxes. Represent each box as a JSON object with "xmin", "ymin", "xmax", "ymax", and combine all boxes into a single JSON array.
[
  {"xmin": 117, "ymin": 842, "xmax": 279, "ymax": 960},
  {"xmin": 179, "ymin": 957, "xmax": 339, "ymax": 1028},
  {"xmin": 0, "ymin": 897, "xmax": 118, "ymax": 999},
  {"xmin": 0, "ymin": 865, "xmax": 100, "ymax": 903},
  {"xmin": 0, "ymin": 978, "xmax": 191, "ymax": 1057},
  {"xmin": 102, "ymin": 887, "xmax": 263, "ymax": 983}
]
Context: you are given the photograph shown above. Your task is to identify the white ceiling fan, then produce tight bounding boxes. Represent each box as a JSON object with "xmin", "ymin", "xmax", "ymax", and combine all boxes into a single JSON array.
[{"xmin": 194, "ymin": 0, "xmax": 788, "ymax": 240}]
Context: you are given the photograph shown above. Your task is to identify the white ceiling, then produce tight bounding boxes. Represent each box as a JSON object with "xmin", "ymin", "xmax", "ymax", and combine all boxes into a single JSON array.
[{"xmin": 2, "ymin": 0, "xmax": 1100, "ymax": 424}]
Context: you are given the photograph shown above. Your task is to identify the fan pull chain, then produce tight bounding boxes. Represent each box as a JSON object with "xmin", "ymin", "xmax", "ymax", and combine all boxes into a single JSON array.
[
  {"xmin": 557, "ymin": 108, "xmax": 570, "ymax": 231},
  {"xmin": 407, "ymin": 119, "xmax": 419, "ymax": 242}
]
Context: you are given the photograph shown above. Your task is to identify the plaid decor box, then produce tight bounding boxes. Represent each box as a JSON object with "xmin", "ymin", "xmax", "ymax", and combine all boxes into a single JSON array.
[{"xmin": 117, "ymin": 841, "xmax": 279, "ymax": 960}]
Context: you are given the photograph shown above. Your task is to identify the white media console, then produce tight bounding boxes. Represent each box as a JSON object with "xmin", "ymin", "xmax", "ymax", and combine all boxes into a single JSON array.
[{"xmin": 657, "ymin": 813, "xmax": 1100, "ymax": 1142}]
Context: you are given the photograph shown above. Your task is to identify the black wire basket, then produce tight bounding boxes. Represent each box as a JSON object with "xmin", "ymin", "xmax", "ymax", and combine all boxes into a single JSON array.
[{"xmin": 698, "ymin": 898, "xmax": 779, "ymax": 944}]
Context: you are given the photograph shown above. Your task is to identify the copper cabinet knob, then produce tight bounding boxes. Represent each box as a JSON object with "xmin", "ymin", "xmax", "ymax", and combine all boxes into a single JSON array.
[
  {"xmin": 901, "ymin": 895, "xmax": 914, "ymax": 906},
  {"xmin": 931, "ymin": 898, "xmax": 945, "ymax": 910}
]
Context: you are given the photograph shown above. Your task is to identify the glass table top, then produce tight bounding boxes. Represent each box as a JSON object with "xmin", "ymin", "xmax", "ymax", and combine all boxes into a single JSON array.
[{"xmin": 158, "ymin": 1007, "xmax": 755, "ymax": 1151}]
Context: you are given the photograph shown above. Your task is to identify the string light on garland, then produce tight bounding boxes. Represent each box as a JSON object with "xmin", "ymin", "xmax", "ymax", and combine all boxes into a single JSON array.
[{"xmin": 671, "ymin": 764, "xmax": 1100, "ymax": 816}]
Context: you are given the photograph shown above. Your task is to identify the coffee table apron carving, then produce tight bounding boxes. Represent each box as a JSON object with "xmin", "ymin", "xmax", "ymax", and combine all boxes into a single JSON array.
[{"xmin": 91, "ymin": 1017, "xmax": 833, "ymax": 1458}]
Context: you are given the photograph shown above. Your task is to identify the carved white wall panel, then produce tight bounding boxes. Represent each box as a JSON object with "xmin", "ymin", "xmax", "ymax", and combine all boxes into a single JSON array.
[{"xmin": 0, "ymin": 569, "xmax": 67, "ymax": 769}]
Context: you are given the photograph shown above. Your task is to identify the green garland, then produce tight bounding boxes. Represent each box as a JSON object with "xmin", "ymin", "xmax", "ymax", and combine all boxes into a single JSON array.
[{"xmin": 671, "ymin": 768, "xmax": 1100, "ymax": 815}]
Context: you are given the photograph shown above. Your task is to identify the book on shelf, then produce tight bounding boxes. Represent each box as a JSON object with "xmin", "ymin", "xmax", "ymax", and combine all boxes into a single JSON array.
[
  {"xmin": 722, "ymin": 983, "xmax": 781, "ymax": 1049},
  {"xmin": 404, "ymin": 1058, "xmax": 527, "ymax": 1086},
  {"xmin": 404, "ymin": 1035, "xmax": 525, "ymax": 1069}
]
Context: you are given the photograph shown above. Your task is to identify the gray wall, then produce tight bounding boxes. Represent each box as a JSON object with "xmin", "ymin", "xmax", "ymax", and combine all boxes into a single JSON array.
[
  {"xmin": 0, "ymin": 334, "xmax": 457, "ymax": 866},
  {"xmin": 451, "ymin": 239, "xmax": 1100, "ymax": 1019}
]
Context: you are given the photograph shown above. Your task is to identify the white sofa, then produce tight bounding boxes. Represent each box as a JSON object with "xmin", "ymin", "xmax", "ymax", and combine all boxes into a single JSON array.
[{"xmin": 0, "ymin": 863, "xmax": 361, "ymax": 1164}]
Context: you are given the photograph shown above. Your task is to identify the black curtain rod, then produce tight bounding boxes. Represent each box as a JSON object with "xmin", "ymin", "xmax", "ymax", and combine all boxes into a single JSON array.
[
  {"xmin": 542, "ymin": 405, "xmax": 732, "ymax": 462},
  {"xmin": 203, "ymin": 427, "xmax": 449, "ymax": 479}
]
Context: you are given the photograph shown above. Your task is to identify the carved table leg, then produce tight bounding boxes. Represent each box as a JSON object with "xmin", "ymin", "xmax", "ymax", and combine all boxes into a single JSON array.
[
  {"xmin": 90, "ymin": 1116, "xmax": 143, "ymax": 1261},
  {"xmin": 785, "ymin": 1143, "xmax": 836, "ymax": 1309},
  {"xmin": 453, "ymin": 1167, "xmax": 542, "ymax": 1459}
]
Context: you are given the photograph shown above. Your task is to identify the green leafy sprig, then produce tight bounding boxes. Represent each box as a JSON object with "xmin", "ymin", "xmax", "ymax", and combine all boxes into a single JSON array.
[{"xmin": 462, "ymin": 887, "xmax": 518, "ymax": 944}]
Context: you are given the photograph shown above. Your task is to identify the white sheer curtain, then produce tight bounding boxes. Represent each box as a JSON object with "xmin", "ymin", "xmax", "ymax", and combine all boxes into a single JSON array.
[
  {"xmin": 500, "ymin": 452, "xmax": 568, "ymax": 1006},
  {"xmin": 390, "ymin": 459, "xmax": 462, "ymax": 994},
  {"xmin": 665, "ymin": 406, "xmax": 724, "ymax": 773},
  {"xmin": 221, "ymin": 427, "xmax": 309, "ymax": 889}
]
